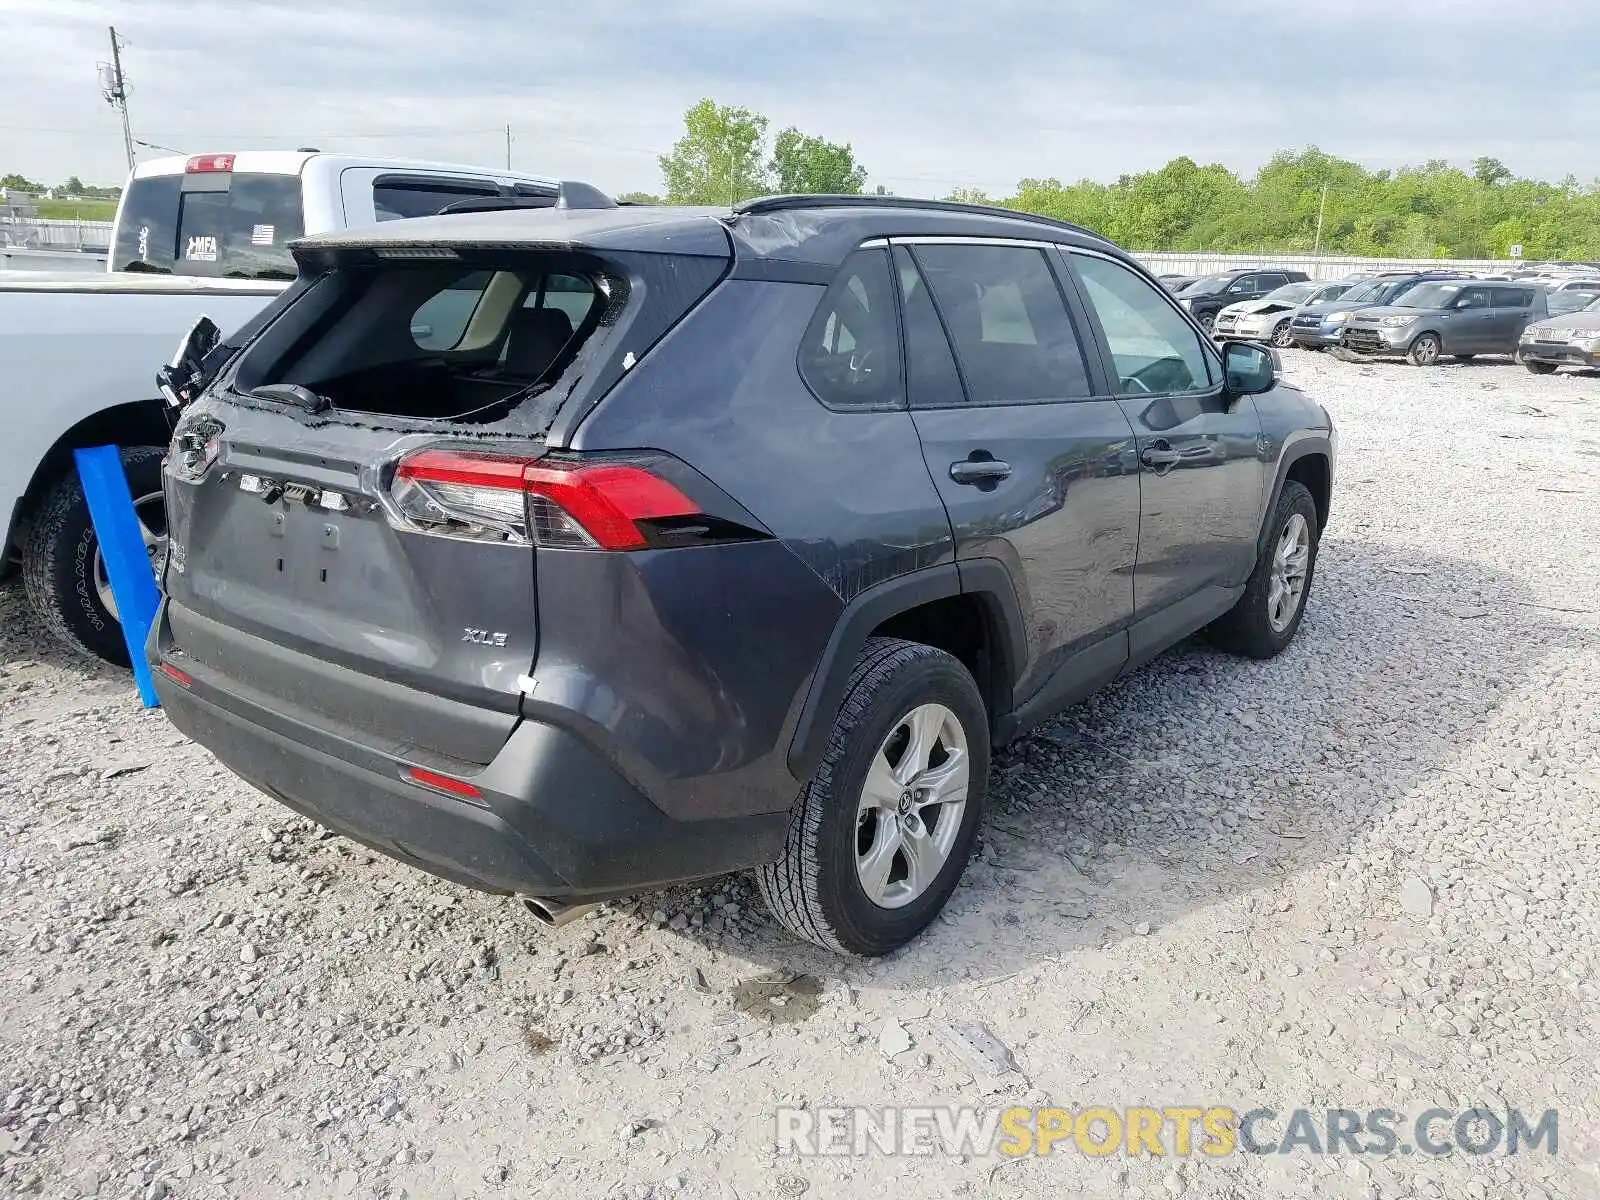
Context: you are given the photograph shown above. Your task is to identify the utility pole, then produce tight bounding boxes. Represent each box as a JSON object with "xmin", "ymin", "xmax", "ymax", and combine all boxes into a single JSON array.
[
  {"xmin": 99, "ymin": 26, "xmax": 135, "ymax": 172},
  {"xmin": 1313, "ymin": 182, "xmax": 1329, "ymax": 255},
  {"xmin": 505, "ymin": 125, "xmax": 512, "ymax": 170}
]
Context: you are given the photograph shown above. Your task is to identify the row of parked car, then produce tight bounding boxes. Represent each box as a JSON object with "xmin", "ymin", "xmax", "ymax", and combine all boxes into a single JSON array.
[{"xmin": 1155, "ymin": 267, "xmax": 1600, "ymax": 373}]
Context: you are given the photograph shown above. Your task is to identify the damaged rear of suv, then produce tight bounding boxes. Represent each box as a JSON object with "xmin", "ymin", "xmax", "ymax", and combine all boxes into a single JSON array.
[{"xmin": 153, "ymin": 186, "xmax": 1332, "ymax": 955}]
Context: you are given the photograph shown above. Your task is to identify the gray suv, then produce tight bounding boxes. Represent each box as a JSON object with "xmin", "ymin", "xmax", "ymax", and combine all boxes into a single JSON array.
[
  {"xmin": 149, "ymin": 189, "xmax": 1335, "ymax": 955},
  {"xmin": 1343, "ymin": 280, "xmax": 1547, "ymax": 364}
]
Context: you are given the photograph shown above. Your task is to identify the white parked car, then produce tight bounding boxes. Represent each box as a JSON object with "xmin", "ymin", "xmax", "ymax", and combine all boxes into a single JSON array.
[{"xmin": 1210, "ymin": 279, "xmax": 1362, "ymax": 348}]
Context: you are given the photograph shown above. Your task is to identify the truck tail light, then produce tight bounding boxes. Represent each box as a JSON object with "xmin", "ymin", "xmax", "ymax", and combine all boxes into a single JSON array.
[
  {"xmin": 185, "ymin": 154, "xmax": 236, "ymax": 174},
  {"xmin": 389, "ymin": 449, "xmax": 699, "ymax": 550}
]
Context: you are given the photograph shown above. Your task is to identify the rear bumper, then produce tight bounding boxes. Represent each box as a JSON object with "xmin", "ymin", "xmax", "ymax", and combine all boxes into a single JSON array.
[{"xmin": 150, "ymin": 607, "xmax": 788, "ymax": 901}]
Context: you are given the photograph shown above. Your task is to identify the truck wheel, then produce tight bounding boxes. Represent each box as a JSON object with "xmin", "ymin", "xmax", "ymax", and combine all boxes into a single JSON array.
[
  {"xmin": 23, "ymin": 446, "xmax": 167, "ymax": 667},
  {"xmin": 1209, "ymin": 480, "xmax": 1319, "ymax": 660},
  {"xmin": 756, "ymin": 637, "xmax": 989, "ymax": 956}
]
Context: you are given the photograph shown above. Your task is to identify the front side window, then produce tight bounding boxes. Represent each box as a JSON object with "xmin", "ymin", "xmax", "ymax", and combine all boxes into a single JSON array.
[
  {"xmin": 910, "ymin": 243, "xmax": 1092, "ymax": 405},
  {"xmin": 798, "ymin": 248, "xmax": 903, "ymax": 410},
  {"xmin": 1072, "ymin": 253, "xmax": 1214, "ymax": 395}
]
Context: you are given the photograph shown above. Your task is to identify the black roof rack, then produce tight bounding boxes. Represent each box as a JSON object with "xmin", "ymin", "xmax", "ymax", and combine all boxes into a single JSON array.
[
  {"xmin": 436, "ymin": 179, "xmax": 616, "ymax": 217},
  {"xmin": 732, "ymin": 193, "xmax": 1107, "ymax": 242}
]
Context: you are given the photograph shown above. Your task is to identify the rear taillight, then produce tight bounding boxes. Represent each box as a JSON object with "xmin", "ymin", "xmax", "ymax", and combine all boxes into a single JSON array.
[
  {"xmin": 185, "ymin": 153, "xmax": 235, "ymax": 174},
  {"xmin": 389, "ymin": 449, "xmax": 699, "ymax": 550}
]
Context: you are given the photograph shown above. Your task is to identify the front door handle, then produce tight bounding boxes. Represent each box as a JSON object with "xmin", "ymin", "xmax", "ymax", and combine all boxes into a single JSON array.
[
  {"xmin": 1139, "ymin": 442, "xmax": 1184, "ymax": 470},
  {"xmin": 949, "ymin": 457, "xmax": 1012, "ymax": 484}
]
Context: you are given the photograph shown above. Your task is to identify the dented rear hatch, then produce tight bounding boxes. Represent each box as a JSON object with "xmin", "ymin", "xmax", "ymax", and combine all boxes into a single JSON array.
[{"xmin": 159, "ymin": 211, "xmax": 730, "ymax": 766}]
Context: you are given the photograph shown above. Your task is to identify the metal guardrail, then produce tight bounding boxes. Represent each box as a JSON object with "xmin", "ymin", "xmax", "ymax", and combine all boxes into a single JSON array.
[
  {"xmin": 1132, "ymin": 251, "xmax": 1532, "ymax": 281},
  {"xmin": 0, "ymin": 216, "xmax": 114, "ymax": 251}
]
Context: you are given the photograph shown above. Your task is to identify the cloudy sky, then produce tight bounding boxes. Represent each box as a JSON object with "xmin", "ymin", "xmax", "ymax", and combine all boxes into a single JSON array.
[{"xmin": 1, "ymin": 0, "xmax": 1592, "ymax": 194}]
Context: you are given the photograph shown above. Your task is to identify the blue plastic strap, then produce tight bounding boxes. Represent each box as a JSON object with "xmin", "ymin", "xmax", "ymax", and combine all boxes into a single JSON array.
[{"xmin": 73, "ymin": 445, "xmax": 162, "ymax": 708}]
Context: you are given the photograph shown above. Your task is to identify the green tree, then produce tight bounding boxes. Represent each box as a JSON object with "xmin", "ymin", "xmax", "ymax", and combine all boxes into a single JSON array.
[
  {"xmin": 943, "ymin": 186, "xmax": 993, "ymax": 205},
  {"xmin": 1, "ymin": 172, "xmax": 43, "ymax": 191},
  {"xmin": 615, "ymin": 190, "xmax": 663, "ymax": 205},
  {"xmin": 1473, "ymin": 156, "xmax": 1512, "ymax": 187},
  {"xmin": 768, "ymin": 128, "xmax": 866, "ymax": 195},
  {"xmin": 658, "ymin": 100, "xmax": 770, "ymax": 205},
  {"xmin": 62, "ymin": 175, "xmax": 85, "ymax": 195}
]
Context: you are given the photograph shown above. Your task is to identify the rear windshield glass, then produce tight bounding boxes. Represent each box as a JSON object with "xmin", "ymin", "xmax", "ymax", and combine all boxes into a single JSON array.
[
  {"xmin": 111, "ymin": 172, "xmax": 303, "ymax": 279},
  {"xmin": 231, "ymin": 255, "xmax": 614, "ymax": 424}
]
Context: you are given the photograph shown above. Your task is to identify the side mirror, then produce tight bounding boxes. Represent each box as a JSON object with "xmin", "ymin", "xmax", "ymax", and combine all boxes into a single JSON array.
[
  {"xmin": 1222, "ymin": 341, "xmax": 1277, "ymax": 395},
  {"xmin": 156, "ymin": 315, "xmax": 222, "ymax": 411}
]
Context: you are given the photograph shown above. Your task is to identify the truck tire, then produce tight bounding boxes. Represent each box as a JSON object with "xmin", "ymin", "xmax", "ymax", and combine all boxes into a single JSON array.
[
  {"xmin": 23, "ymin": 446, "xmax": 166, "ymax": 667},
  {"xmin": 756, "ymin": 637, "xmax": 989, "ymax": 956},
  {"xmin": 1209, "ymin": 480, "xmax": 1320, "ymax": 659}
]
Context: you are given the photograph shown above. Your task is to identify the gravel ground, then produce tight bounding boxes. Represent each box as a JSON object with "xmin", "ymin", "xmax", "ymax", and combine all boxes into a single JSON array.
[{"xmin": 2, "ymin": 352, "xmax": 1598, "ymax": 1200}]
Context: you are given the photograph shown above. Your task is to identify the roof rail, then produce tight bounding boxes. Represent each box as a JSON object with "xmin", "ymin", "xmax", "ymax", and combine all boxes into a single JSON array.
[{"xmin": 732, "ymin": 193, "xmax": 1107, "ymax": 242}]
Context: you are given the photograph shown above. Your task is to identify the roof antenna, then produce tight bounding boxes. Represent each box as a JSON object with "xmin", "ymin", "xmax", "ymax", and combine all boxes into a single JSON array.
[{"xmin": 555, "ymin": 181, "xmax": 615, "ymax": 211}]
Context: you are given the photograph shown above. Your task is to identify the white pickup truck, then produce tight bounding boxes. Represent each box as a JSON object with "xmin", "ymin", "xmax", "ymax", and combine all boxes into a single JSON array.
[{"xmin": 2, "ymin": 150, "xmax": 565, "ymax": 663}]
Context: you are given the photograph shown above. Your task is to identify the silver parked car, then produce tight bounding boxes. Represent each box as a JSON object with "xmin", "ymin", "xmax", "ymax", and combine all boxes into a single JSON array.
[
  {"xmin": 1518, "ymin": 294, "xmax": 1600, "ymax": 373},
  {"xmin": 1211, "ymin": 279, "xmax": 1361, "ymax": 348}
]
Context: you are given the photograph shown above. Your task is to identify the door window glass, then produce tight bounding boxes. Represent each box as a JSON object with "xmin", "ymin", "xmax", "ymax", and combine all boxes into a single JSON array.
[
  {"xmin": 893, "ymin": 246, "xmax": 967, "ymax": 408},
  {"xmin": 910, "ymin": 243, "xmax": 1092, "ymax": 404},
  {"xmin": 1073, "ymin": 253, "xmax": 1215, "ymax": 394}
]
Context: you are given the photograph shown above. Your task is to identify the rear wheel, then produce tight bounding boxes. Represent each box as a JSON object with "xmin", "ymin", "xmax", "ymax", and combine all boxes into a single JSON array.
[
  {"xmin": 756, "ymin": 638, "xmax": 988, "ymax": 956},
  {"xmin": 1524, "ymin": 360, "xmax": 1558, "ymax": 375},
  {"xmin": 1209, "ymin": 480, "xmax": 1319, "ymax": 659},
  {"xmin": 1407, "ymin": 334, "xmax": 1442, "ymax": 366},
  {"xmin": 1270, "ymin": 319, "xmax": 1294, "ymax": 349},
  {"xmin": 22, "ymin": 446, "xmax": 167, "ymax": 666}
]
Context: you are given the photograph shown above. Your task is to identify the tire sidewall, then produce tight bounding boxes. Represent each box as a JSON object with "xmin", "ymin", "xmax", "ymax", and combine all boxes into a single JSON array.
[
  {"xmin": 811, "ymin": 653, "xmax": 989, "ymax": 955},
  {"xmin": 23, "ymin": 446, "xmax": 165, "ymax": 666}
]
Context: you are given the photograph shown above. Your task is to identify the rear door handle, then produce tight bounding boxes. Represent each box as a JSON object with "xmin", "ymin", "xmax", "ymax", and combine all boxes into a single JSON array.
[
  {"xmin": 1139, "ymin": 442, "xmax": 1184, "ymax": 470},
  {"xmin": 949, "ymin": 458, "xmax": 1012, "ymax": 484}
]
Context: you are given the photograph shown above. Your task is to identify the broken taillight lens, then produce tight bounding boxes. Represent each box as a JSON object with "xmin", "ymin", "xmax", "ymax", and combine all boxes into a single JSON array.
[{"xmin": 389, "ymin": 449, "xmax": 699, "ymax": 550}]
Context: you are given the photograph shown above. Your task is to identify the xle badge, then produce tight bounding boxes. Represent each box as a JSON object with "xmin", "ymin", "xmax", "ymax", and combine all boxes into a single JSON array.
[{"xmin": 462, "ymin": 628, "xmax": 508, "ymax": 647}]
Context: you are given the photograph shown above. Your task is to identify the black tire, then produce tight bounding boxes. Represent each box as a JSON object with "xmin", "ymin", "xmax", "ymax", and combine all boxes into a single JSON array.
[
  {"xmin": 1406, "ymin": 333, "xmax": 1442, "ymax": 366},
  {"xmin": 22, "ymin": 445, "xmax": 166, "ymax": 666},
  {"xmin": 755, "ymin": 638, "xmax": 989, "ymax": 956},
  {"xmin": 1270, "ymin": 320, "xmax": 1294, "ymax": 349},
  {"xmin": 1524, "ymin": 360, "xmax": 1558, "ymax": 375},
  {"xmin": 1209, "ymin": 480, "xmax": 1320, "ymax": 660}
]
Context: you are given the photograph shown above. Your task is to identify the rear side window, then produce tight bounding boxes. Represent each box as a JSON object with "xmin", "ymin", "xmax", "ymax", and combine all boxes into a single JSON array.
[
  {"xmin": 373, "ymin": 178, "xmax": 501, "ymax": 222},
  {"xmin": 1072, "ymin": 253, "xmax": 1214, "ymax": 394},
  {"xmin": 798, "ymin": 248, "xmax": 904, "ymax": 410},
  {"xmin": 1491, "ymin": 287, "xmax": 1533, "ymax": 307},
  {"xmin": 411, "ymin": 270, "xmax": 493, "ymax": 350},
  {"xmin": 1259, "ymin": 272, "xmax": 1290, "ymax": 289},
  {"xmin": 911, "ymin": 243, "xmax": 1092, "ymax": 404}
]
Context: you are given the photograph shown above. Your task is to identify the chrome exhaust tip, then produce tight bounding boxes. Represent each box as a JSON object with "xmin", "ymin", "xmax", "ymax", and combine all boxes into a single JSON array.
[{"xmin": 522, "ymin": 896, "xmax": 598, "ymax": 928}]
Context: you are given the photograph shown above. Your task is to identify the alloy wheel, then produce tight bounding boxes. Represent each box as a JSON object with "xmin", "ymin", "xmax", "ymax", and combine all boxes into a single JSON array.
[
  {"xmin": 1267, "ymin": 512, "xmax": 1311, "ymax": 633},
  {"xmin": 93, "ymin": 490, "xmax": 168, "ymax": 621},
  {"xmin": 854, "ymin": 703, "xmax": 970, "ymax": 909}
]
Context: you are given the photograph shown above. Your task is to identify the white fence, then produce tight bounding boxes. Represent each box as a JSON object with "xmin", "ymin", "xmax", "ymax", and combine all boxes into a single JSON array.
[
  {"xmin": 1132, "ymin": 251, "xmax": 1521, "ymax": 281},
  {"xmin": 0, "ymin": 216, "xmax": 113, "ymax": 251}
]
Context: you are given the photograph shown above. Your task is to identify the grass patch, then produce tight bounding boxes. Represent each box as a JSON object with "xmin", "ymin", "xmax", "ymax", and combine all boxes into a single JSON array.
[{"xmin": 34, "ymin": 199, "xmax": 117, "ymax": 221}]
